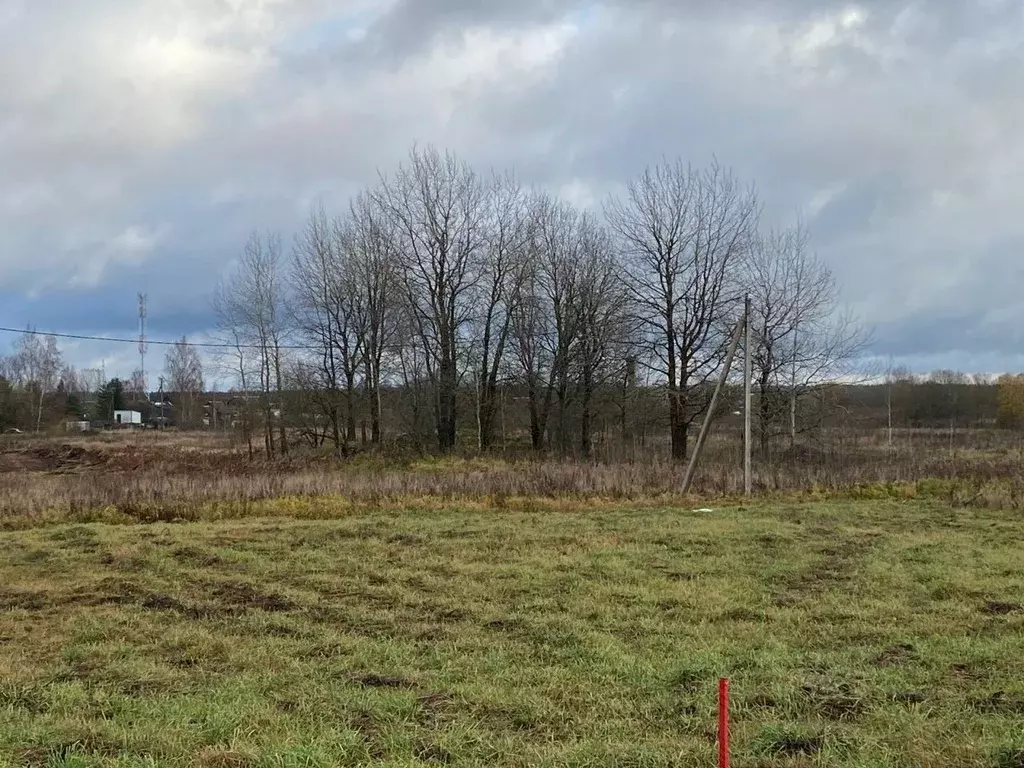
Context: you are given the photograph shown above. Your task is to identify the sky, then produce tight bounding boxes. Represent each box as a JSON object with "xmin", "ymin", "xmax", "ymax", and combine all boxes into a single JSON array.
[{"xmin": 2, "ymin": 0, "xmax": 1023, "ymax": 383}]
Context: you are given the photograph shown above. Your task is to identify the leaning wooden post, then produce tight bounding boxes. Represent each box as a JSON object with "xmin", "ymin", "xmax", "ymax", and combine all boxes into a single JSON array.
[{"xmin": 681, "ymin": 314, "xmax": 745, "ymax": 494}]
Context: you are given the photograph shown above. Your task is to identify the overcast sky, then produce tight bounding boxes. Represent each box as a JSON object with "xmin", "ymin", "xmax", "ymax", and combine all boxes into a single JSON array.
[{"xmin": 2, "ymin": 0, "xmax": 1022, "ymax": 381}]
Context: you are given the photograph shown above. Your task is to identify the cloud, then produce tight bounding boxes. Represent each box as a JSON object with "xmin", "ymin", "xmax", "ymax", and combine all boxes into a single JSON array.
[{"xmin": 1, "ymin": 0, "xmax": 1023, "ymax": 376}]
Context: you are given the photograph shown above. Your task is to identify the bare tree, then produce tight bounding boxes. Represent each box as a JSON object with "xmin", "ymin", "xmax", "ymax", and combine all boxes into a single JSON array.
[
  {"xmin": 214, "ymin": 232, "xmax": 290, "ymax": 456},
  {"xmin": 59, "ymin": 363, "xmax": 84, "ymax": 412},
  {"xmin": 349, "ymin": 190, "xmax": 400, "ymax": 446},
  {"xmin": 885, "ymin": 360, "xmax": 914, "ymax": 449},
  {"xmin": 394, "ymin": 306, "xmax": 433, "ymax": 451},
  {"xmin": 606, "ymin": 159, "xmax": 760, "ymax": 460},
  {"xmin": 743, "ymin": 222, "xmax": 868, "ymax": 452},
  {"xmin": 613, "ymin": 354, "xmax": 640, "ymax": 453},
  {"xmin": 212, "ymin": 284, "xmax": 257, "ymax": 458},
  {"xmin": 373, "ymin": 145, "xmax": 486, "ymax": 452},
  {"xmin": 39, "ymin": 335, "xmax": 61, "ymax": 431},
  {"xmin": 572, "ymin": 221, "xmax": 629, "ymax": 457},
  {"xmin": 329, "ymin": 218, "xmax": 371, "ymax": 444},
  {"xmin": 511, "ymin": 194, "xmax": 586, "ymax": 454},
  {"xmin": 8, "ymin": 330, "xmax": 61, "ymax": 432},
  {"xmin": 471, "ymin": 173, "xmax": 532, "ymax": 451},
  {"xmin": 127, "ymin": 369, "xmax": 147, "ymax": 400},
  {"xmin": 164, "ymin": 337, "xmax": 204, "ymax": 427},
  {"xmin": 292, "ymin": 196, "xmax": 402, "ymax": 453},
  {"xmin": 930, "ymin": 369, "xmax": 969, "ymax": 451},
  {"xmin": 292, "ymin": 203, "xmax": 352, "ymax": 454},
  {"xmin": 287, "ymin": 358, "xmax": 333, "ymax": 448},
  {"xmin": 509, "ymin": 249, "xmax": 553, "ymax": 452}
]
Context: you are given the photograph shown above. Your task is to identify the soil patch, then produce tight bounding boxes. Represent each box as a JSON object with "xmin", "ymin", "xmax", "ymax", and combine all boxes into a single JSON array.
[
  {"xmin": 874, "ymin": 643, "xmax": 919, "ymax": 667},
  {"xmin": 350, "ymin": 672, "xmax": 416, "ymax": 689},
  {"xmin": 981, "ymin": 601, "xmax": 1022, "ymax": 615}
]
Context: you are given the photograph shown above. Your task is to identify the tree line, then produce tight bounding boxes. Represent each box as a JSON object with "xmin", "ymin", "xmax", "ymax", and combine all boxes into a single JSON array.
[
  {"xmin": 1, "ymin": 337, "xmax": 1021, "ymax": 449},
  {"xmin": 7, "ymin": 147, "xmax": 1022, "ymax": 455},
  {"xmin": 210, "ymin": 145, "xmax": 865, "ymax": 459},
  {"xmin": 0, "ymin": 333, "xmax": 205, "ymax": 431}
]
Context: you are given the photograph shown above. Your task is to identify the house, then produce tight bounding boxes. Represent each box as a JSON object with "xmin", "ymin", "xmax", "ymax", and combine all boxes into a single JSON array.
[
  {"xmin": 113, "ymin": 410, "xmax": 143, "ymax": 427},
  {"xmin": 148, "ymin": 400, "xmax": 173, "ymax": 428},
  {"xmin": 204, "ymin": 396, "xmax": 250, "ymax": 429}
]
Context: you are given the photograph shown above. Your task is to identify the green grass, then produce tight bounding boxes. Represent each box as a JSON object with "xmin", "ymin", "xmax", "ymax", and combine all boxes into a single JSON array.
[{"xmin": 0, "ymin": 500, "xmax": 1022, "ymax": 767}]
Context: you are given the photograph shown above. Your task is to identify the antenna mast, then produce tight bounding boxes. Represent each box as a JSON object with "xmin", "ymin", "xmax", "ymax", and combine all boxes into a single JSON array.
[{"xmin": 138, "ymin": 293, "xmax": 148, "ymax": 399}]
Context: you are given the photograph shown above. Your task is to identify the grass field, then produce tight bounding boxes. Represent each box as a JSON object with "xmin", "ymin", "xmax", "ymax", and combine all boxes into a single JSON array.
[{"xmin": 1, "ymin": 499, "xmax": 1022, "ymax": 767}]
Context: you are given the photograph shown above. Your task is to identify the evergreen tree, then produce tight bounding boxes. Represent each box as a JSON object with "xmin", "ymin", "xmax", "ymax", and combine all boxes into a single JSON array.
[{"xmin": 95, "ymin": 378, "xmax": 126, "ymax": 421}]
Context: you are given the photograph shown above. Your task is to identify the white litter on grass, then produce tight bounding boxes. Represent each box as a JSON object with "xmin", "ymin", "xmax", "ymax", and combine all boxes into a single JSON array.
[{"xmin": 693, "ymin": 508, "xmax": 714, "ymax": 513}]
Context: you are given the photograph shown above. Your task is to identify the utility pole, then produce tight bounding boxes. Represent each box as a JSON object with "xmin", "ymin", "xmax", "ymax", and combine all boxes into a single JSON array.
[
  {"xmin": 744, "ymin": 293, "xmax": 752, "ymax": 496},
  {"xmin": 682, "ymin": 313, "xmax": 745, "ymax": 495},
  {"xmin": 158, "ymin": 375, "xmax": 165, "ymax": 429}
]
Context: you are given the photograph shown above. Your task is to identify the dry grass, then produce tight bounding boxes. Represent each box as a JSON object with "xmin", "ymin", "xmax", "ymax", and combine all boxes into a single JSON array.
[
  {"xmin": 1, "ymin": 429, "xmax": 1023, "ymax": 528},
  {"xmin": 0, "ymin": 430, "xmax": 1019, "ymax": 532}
]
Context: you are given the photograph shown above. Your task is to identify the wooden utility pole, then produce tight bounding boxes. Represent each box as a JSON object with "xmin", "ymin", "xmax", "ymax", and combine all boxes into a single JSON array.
[
  {"xmin": 158, "ymin": 376, "xmax": 165, "ymax": 429},
  {"xmin": 682, "ymin": 313, "xmax": 746, "ymax": 494},
  {"xmin": 744, "ymin": 294, "xmax": 752, "ymax": 496}
]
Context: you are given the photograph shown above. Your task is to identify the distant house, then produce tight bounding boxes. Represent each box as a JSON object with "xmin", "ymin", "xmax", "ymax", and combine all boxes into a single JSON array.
[
  {"xmin": 65, "ymin": 420, "xmax": 91, "ymax": 433},
  {"xmin": 203, "ymin": 396, "xmax": 251, "ymax": 429},
  {"xmin": 113, "ymin": 410, "xmax": 143, "ymax": 427},
  {"xmin": 149, "ymin": 400, "xmax": 173, "ymax": 428}
]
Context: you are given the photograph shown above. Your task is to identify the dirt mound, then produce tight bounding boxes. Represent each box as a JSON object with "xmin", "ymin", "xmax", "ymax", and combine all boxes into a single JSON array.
[
  {"xmin": 0, "ymin": 452, "xmax": 50, "ymax": 473},
  {"xmin": 1, "ymin": 440, "xmax": 265, "ymax": 476},
  {"xmin": 0, "ymin": 444, "xmax": 106, "ymax": 473}
]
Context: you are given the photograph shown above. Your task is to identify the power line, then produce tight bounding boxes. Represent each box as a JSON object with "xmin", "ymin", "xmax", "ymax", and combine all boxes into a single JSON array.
[{"xmin": 0, "ymin": 325, "xmax": 319, "ymax": 351}]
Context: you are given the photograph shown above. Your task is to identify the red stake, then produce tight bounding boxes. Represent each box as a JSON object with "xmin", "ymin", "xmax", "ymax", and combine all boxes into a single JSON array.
[{"xmin": 718, "ymin": 678, "xmax": 730, "ymax": 768}]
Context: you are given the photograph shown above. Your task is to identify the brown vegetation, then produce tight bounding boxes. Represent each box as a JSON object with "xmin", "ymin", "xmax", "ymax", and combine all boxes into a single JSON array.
[{"xmin": 1, "ymin": 427, "xmax": 1022, "ymax": 529}]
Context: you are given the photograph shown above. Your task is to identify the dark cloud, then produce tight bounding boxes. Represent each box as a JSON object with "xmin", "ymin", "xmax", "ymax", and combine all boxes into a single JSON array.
[{"xmin": 1, "ymin": 0, "xmax": 1023, "ymax": 375}]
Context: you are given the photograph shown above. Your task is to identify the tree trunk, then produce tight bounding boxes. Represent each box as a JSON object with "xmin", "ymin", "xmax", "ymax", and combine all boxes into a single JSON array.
[
  {"xmin": 671, "ymin": 417, "xmax": 688, "ymax": 461},
  {"xmin": 759, "ymin": 371, "xmax": 772, "ymax": 455},
  {"xmin": 265, "ymin": 405, "xmax": 274, "ymax": 458},
  {"xmin": 330, "ymin": 403, "xmax": 344, "ymax": 458},
  {"xmin": 555, "ymin": 385, "xmax": 568, "ymax": 456},
  {"xmin": 886, "ymin": 386, "xmax": 893, "ymax": 449},
  {"xmin": 345, "ymin": 373, "xmax": 357, "ymax": 443},
  {"xmin": 265, "ymin": 371, "xmax": 275, "ymax": 457},
  {"xmin": 528, "ymin": 377, "xmax": 544, "ymax": 452},
  {"xmin": 580, "ymin": 366, "xmax": 594, "ymax": 458},
  {"xmin": 789, "ymin": 389, "xmax": 797, "ymax": 447},
  {"xmin": 669, "ymin": 390, "xmax": 687, "ymax": 461},
  {"xmin": 478, "ymin": 380, "xmax": 499, "ymax": 452},
  {"xmin": 437, "ymin": 355, "xmax": 458, "ymax": 452},
  {"xmin": 371, "ymin": 371, "xmax": 382, "ymax": 444},
  {"xmin": 274, "ymin": 353, "xmax": 288, "ymax": 457},
  {"xmin": 364, "ymin": 355, "xmax": 382, "ymax": 445}
]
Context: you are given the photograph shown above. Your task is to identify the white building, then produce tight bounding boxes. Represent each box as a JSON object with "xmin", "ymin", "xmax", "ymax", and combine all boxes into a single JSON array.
[{"xmin": 113, "ymin": 410, "xmax": 142, "ymax": 426}]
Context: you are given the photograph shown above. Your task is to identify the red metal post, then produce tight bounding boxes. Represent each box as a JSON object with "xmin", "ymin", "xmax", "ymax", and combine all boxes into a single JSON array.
[{"xmin": 718, "ymin": 678, "xmax": 730, "ymax": 768}]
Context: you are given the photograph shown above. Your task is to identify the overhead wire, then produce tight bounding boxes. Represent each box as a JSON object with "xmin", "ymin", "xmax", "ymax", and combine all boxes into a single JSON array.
[{"xmin": 0, "ymin": 325, "xmax": 319, "ymax": 351}]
